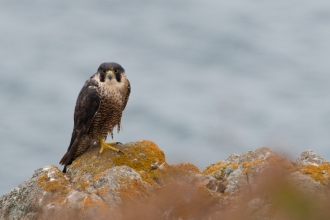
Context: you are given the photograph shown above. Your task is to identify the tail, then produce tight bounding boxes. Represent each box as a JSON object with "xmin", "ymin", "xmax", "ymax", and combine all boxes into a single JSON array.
[
  {"xmin": 60, "ymin": 130, "xmax": 86, "ymax": 173},
  {"xmin": 60, "ymin": 151, "xmax": 72, "ymax": 173},
  {"xmin": 60, "ymin": 132, "xmax": 80, "ymax": 173}
]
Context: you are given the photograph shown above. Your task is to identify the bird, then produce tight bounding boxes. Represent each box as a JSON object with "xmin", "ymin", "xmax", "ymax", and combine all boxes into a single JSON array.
[{"xmin": 60, "ymin": 62, "xmax": 131, "ymax": 173}]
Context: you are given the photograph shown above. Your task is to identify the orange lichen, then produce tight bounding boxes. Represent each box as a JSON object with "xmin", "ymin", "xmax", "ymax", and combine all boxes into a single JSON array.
[
  {"xmin": 203, "ymin": 161, "xmax": 238, "ymax": 179},
  {"xmin": 113, "ymin": 161, "xmax": 203, "ymax": 207},
  {"xmin": 70, "ymin": 140, "xmax": 166, "ymax": 183},
  {"xmin": 82, "ymin": 194, "xmax": 110, "ymax": 214},
  {"xmin": 112, "ymin": 140, "xmax": 165, "ymax": 171},
  {"xmin": 111, "ymin": 140, "xmax": 167, "ymax": 185},
  {"xmin": 37, "ymin": 167, "xmax": 70, "ymax": 205},
  {"xmin": 300, "ymin": 163, "xmax": 330, "ymax": 186},
  {"xmin": 37, "ymin": 169, "xmax": 69, "ymax": 194},
  {"xmin": 38, "ymin": 173, "xmax": 61, "ymax": 192},
  {"xmin": 93, "ymin": 173, "xmax": 103, "ymax": 181},
  {"xmin": 96, "ymin": 187, "xmax": 110, "ymax": 198},
  {"xmin": 241, "ymin": 160, "xmax": 264, "ymax": 174},
  {"xmin": 23, "ymin": 143, "xmax": 330, "ymax": 219},
  {"xmin": 137, "ymin": 162, "xmax": 201, "ymax": 187},
  {"xmin": 116, "ymin": 177, "xmax": 150, "ymax": 204}
]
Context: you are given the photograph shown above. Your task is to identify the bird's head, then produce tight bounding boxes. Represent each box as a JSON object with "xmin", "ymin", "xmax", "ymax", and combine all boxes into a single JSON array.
[{"xmin": 97, "ymin": 62, "xmax": 125, "ymax": 83}]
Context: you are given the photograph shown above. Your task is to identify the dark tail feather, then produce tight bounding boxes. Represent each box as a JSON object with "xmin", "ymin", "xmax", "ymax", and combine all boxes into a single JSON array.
[
  {"xmin": 63, "ymin": 165, "xmax": 67, "ymax": 173},
  {"xmin": 60, "ymin": 132, "xmax": 81, "ymax": 173},
  {"xmin": 60, "ymin": 152, "xmax": 71, "ymax": 173},
  {"xmin": 59, "ymin": 151, "xmax": 69, "ymax": 165}
]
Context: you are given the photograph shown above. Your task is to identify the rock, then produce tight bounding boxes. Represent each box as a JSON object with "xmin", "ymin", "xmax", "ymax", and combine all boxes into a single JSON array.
[
  {"xmin": 201, "ymin": 147, "xmax": 330, "ymax": 219},
  {"xmin": 0, "ymin": 140, "xmax": 164, "ymax": 220},
  {"xmin": 1, "ymin": 141, "xmax": 330, "ymax": 220},
  {"xmin": 225, "ymin": 168, "xmax": 246, "ymax": 193},
  {"xmin": 205, "ymin": 178, "xmax": 226, "ymax": 193},
  {"xmin": 224, "ymin": 153, "xmax": 240, "ymax": 164},
  {"xmin": 296, "ymin": 149, "xmax": 325, "ymax": 167},
  {"xmin": 289, "ymin": 171, "xmax": 324, "ymax": 195},
  {"xmin": 0, "ymin": 167, "xmax": 47, "ymax": 220}
]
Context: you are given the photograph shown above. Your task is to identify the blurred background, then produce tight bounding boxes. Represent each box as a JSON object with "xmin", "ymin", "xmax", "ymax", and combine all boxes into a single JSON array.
[{"xmin": 1, "ymin": 0, "xmax": 330, "ymax": 195}]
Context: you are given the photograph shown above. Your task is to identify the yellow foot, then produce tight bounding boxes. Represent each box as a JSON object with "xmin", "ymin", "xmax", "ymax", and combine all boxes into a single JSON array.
[{"xmin": 99, "ymin": 139, "xmax": 124, "ymax": 154}]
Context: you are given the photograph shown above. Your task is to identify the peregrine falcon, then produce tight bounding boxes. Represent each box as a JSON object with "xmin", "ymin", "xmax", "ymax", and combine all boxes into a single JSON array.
[{"xmin": 60, "ymin": 62, "xmax": 131, "ymax": 172}]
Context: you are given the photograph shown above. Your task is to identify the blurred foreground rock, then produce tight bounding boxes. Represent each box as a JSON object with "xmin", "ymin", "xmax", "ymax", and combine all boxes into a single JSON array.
[{"xmin": 1, "ymin": 140, "xmax": 330, "ymax": 220}]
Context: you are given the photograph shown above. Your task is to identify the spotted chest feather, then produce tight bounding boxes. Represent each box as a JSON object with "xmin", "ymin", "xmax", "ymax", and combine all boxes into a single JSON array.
[{"xmin": 89, "ymin": 87, "xmax": 124, "ymax": 140}]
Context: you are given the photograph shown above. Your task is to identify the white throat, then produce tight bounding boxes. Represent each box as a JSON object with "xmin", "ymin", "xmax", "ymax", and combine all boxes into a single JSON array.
[{"xmin": 94, "ymin": 73, "xmax": 126, "ymax": 90}]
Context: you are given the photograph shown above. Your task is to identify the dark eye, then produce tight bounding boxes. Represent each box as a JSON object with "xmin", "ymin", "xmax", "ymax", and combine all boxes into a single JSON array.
[{"xmin": 114, "ymin": 69, "xmax": 119, "ymax": 73}]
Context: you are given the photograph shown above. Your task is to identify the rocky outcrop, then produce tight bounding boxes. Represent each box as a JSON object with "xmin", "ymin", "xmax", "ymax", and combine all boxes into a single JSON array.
[{"xmin": 1, "ymin": 141, "xmax": 330, "ymax": 220}]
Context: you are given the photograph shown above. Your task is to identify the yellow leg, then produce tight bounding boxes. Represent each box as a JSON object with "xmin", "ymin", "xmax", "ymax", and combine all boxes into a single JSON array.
[{"xmin": 99, "ymin": 139, "xmax": 123, "ymax": 154}]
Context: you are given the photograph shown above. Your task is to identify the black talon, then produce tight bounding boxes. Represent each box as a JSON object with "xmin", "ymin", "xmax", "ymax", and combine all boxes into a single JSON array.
[
  {"xmin": 118, "ymin": 149, "xmax": 125, "ymax": 155},
  {"xmin": 116, "ymin": 142, "xmax": 123, "ymax": 145}
]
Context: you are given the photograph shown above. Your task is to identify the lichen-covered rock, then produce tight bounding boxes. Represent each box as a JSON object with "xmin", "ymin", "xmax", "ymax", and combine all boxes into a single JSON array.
[
  {"xmin": 201, "ymin": 147, "xmax": 330, "ymax": 219},
  {"xmin": 0, "ymin": 140, "xmax": 165, "ymax": 220},
  {"xmin": 203, "ymin": 148, "xmax": 297, "ymax": 194},
  {"xmin": 2, "ymin": 142, "xmax": 330, "ymax": 220},
  {"xmin": 289, "ymin": 171, "xmax": 324, "ymax": 195},
  {"xmin": 296, "ymin": 149, "xmax": 325, "ymax": 167},
  {"xmin": 298, "ymin": 162, "xmax": 330, "ymax": 187},
  {"xmin": 0, "ymin": 166, "xmax": 48, "ymax": 220}
]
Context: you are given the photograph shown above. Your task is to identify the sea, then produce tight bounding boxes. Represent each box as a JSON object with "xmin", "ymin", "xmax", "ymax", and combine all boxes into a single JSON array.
[{"xmin": 1, "ymin": 0, "xmax": 330, "ymax": 195}]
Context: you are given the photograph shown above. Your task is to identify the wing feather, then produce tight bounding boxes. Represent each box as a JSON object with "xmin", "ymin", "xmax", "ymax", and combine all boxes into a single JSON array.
[
  {"xmin": 122, "ymin": 79, "xmax": 131, "ymax": 111},
  {"xmin": 60, "ymin": 76, "xmax": 100, "ymax": 167}
]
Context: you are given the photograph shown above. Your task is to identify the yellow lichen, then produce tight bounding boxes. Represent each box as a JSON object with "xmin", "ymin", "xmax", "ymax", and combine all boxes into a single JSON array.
[
  {"xmin": 73, "ymin": 180, "xmax": 89, "ymax": 191},
  {"xmin": 70, "ymin": 140, "xmax": 166, "ymax": 184},
  {"xmin": 203, "ymin": 161, "xmax": 238, "ymax": 178},
  {"xmin": 112, "ymin": 140, "xmax": 165, "ymax": 171},
  {"xmin": 38, "ymin": 173, "xmax": 61, "ymax": 192},
  {"xmin": 37, "ymin": 167, "xmax": 70, "ymax": 204},
  {"xmin": 138, "ymin": 162, "xmax": 201, "ymax": 187},
  {"xmin": 115, "ymin": 161, "xmax": 202, "ymax": 202},
  {"xmin": 37, "ymin": 169, "xmax": 69, "ymax": 194},
  {"xmin": 241, "ymin": 160, "xmax": 264, "ymax": 174},
  {"xmin": 300, "ymin": 163, "xmax": 330, "ymax": 186},
  {"xmin": 70, "ymin": 149, "xmax": 115, "ymax": 176}
]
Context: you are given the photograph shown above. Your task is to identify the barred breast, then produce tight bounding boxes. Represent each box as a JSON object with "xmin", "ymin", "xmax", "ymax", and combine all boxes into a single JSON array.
[{"xmin": 89, "ymin": 86, "xmax": 125, "ymax": 141}]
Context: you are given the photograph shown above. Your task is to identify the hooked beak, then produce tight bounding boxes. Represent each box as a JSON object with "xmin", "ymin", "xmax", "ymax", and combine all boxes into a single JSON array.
[{"xmin": 106, "ymin": 70, "xmax": 115, "ymax": 80}]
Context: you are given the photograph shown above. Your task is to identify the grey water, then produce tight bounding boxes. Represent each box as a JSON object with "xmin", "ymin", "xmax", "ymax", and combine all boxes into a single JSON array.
[{"xmin": 1, "ymin": 0, "xmax": 330, "ymax": 196}]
